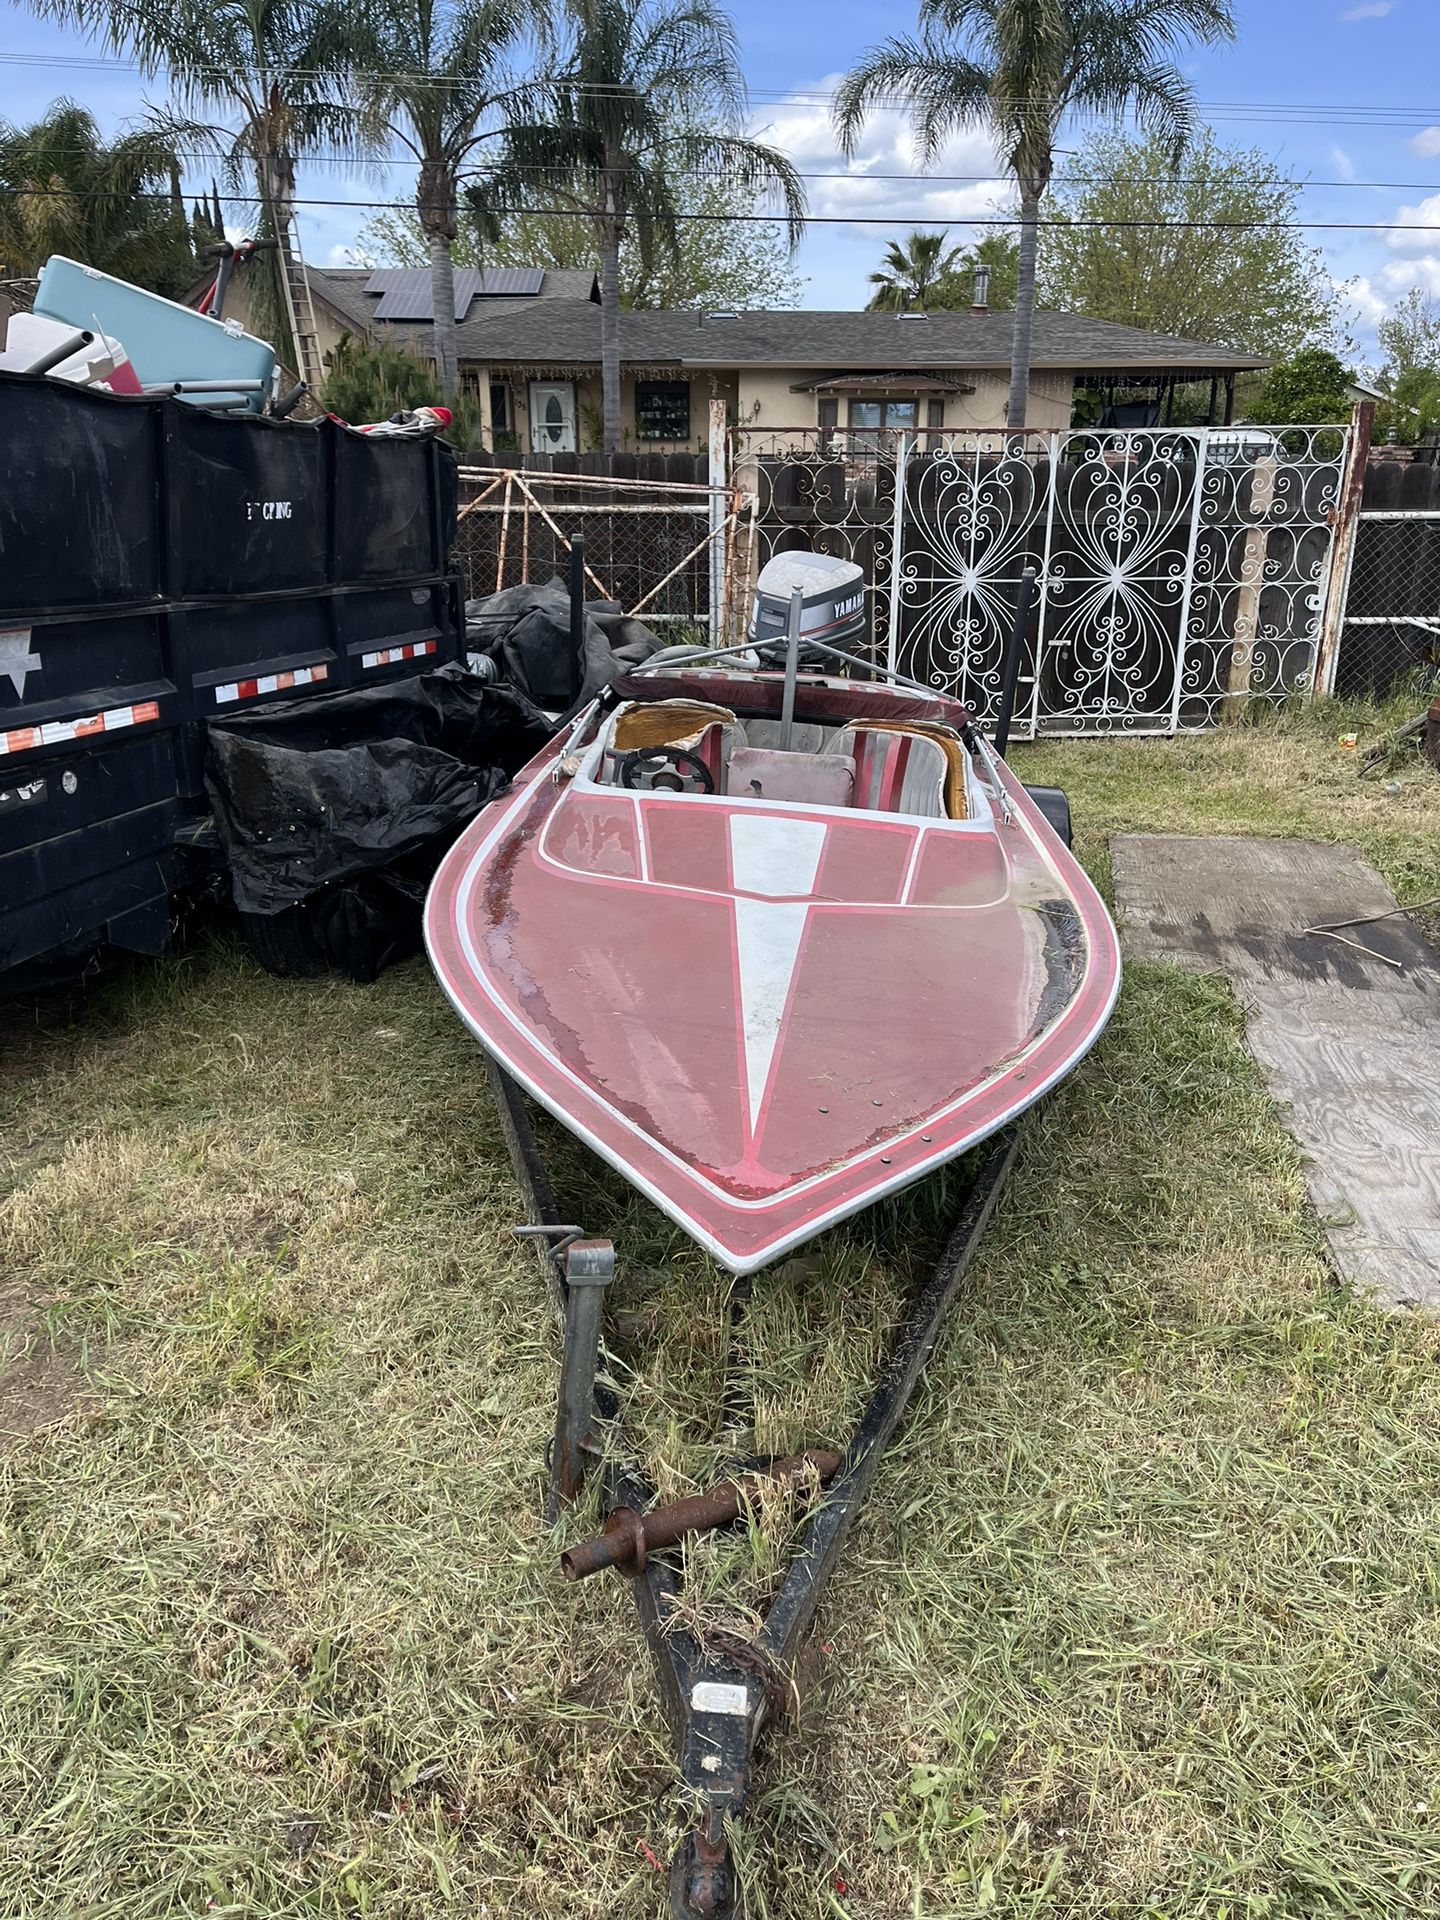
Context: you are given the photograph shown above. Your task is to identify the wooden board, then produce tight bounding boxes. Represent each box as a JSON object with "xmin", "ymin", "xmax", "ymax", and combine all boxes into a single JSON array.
[{"xmin": 1112, "ymin": 835, "xmax": 1440, "ymax": 1313}]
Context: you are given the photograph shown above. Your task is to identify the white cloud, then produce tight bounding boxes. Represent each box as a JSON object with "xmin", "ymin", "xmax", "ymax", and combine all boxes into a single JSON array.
[
  {"xmin": 1380, "ymin": 255, "xmax": 1440, "ymax": 298},
  {"xmin": 1330, "ymin": 145, "xmax": 1357, "ymax": 182},
  {"xmin": 1386, "ymin": 191, "xmax": 1440, "ymax": 255},
  {"xmin": 1344, "ymin": 274, "xmax": 1390, "ymax": 329},
  {"xmin": 1341, "ymin": 1, "xmax": 1392, "ymax": 17},
  {"xmin": 751, "ymin": 75, "xmax": 1009, "ymax": 234},
  {"xmin": 1409, "ymin": 126, "xmax": 1440, "ymax": 157}
]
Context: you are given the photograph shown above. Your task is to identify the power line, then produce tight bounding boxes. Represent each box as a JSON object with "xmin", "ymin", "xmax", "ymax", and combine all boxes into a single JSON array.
[
  {"xmin": 6, "ymin": 142, "xmax": 1440, "ymax": 198},
  {"xmin": 6, "ymin": 180, "xmax": 1440, "ymax": 234},
  {"xmin": 2, "ymin": 46, "xmax": 1440, "ymax": 125}
]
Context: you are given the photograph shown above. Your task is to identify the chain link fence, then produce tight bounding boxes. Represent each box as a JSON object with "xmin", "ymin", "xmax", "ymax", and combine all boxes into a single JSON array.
[
  {"xmin": 453, "ymin": 466, "xmax": 742, "ymax": 635},
  {"xmin": 1335, "ymin": 512, "xmax": 1440, "ymax": 701}
]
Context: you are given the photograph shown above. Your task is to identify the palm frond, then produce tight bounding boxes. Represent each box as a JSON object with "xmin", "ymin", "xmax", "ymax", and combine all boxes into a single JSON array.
[{"xmin": 833, "ymin": 38, "xmax": 992, "ymax": 164}]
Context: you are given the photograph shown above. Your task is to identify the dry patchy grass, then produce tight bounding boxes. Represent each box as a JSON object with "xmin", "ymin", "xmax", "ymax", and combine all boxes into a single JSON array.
[{"xmin": 3, "ymin": 700, "xmax": 1440, "ymax": 1919}]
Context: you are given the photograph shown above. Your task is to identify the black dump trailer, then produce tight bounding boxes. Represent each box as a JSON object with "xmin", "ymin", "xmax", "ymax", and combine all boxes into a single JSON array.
[{"xmin": 0, "ymin": 371, "xmax": 465, "ymax": 987}]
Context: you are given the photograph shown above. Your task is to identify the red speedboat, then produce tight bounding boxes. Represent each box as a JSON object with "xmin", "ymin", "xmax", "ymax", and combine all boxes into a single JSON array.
[{"xmin": 427, "ymin": 636, "xmax": 1119, "ymax": 1274}]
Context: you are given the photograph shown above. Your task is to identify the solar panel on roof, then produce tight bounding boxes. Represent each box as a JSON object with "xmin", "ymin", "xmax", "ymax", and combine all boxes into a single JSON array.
[
  {"xmin": 474, "ymin": 268, "xmax": 544, "ymax": 298},
  {"xmin": 362, "ymin": 266, "xmax": 543, "ymax": 321}
]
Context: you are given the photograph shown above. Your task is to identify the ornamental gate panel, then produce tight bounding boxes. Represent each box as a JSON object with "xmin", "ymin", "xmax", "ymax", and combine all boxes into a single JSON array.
[{"xmin": 732, "ymin": 425, "xmax": 1353, "ymax": 736}]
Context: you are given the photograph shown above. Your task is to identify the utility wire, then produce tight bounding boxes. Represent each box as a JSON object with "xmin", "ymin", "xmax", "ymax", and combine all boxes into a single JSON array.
[
  {"xmin": 5, "ymin": 143, "xmax": 1440, "ymax": 197},
  {"xmin": 5, "ymin": 180, "xmax": 1440, "ymax": 233},
  {"xmin": 1, "ymin": 46, "xmax": 1439, "ymax": 124}
]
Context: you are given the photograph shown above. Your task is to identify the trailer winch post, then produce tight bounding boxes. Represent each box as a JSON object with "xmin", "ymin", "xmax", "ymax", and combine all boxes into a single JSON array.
[
  {"xmin": 779, "ymin": 583, "xmax": 803, "ymax": 751},
  {"xmin": 994, "ymin": 565, "xmax": 1038, "ymax": 757},
  {"xmin": 550, "ymin": 1238, "xmax": 615, "ymax": 1510}
]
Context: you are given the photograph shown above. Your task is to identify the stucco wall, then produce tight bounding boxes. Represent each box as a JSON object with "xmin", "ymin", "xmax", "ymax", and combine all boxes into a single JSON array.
[
  {"xmin": 733, "ymin": 366, "xmax": 1076, "ymax": 447},
  {"xmin": 500, "ymin": 370, "xmax": 737, "ymax": 454}
]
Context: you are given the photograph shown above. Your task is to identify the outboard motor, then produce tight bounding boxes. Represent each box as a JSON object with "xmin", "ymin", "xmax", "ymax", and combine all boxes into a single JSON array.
[{"xmin": 748, "ymin": 551, "xmax": 866, "ymax": 660}]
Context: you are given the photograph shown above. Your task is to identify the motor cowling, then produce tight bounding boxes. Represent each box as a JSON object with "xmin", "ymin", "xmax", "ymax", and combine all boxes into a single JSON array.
[{"xmin": 747, "ymin": 550, "xmax": 866, "ymax": 659}]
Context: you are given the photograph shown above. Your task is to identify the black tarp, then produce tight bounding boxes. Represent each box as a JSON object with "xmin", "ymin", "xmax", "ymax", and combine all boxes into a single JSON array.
[
  {"xmin": 464, "ymin": 579, "xmax": 663, "ymax": 716},
  {"xmin": 205, "ymin": 665, "xmax": 551, "ymax": 976}
]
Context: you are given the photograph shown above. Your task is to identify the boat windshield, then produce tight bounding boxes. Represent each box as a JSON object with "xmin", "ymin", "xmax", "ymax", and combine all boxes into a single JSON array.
[{"xmin": 589, "ymin": 696, "xmax": 977, "ymax": 822}]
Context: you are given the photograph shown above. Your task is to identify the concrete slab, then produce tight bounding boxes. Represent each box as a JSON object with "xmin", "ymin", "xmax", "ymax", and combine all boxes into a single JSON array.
[{"xmin": 1111, "ymin": 836, "xmax": 1440, "ymax": 1313}]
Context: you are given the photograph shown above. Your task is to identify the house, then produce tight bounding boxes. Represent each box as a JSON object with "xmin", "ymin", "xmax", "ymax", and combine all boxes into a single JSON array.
[{"xmin": 196, "ymin": 259, "xmax": 1266, "ymax": 449}]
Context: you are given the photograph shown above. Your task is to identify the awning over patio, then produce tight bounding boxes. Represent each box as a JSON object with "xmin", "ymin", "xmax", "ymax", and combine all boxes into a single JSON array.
[{"xmin": 789, "ymin": 371, "xmax": 978, "ymax": 395}]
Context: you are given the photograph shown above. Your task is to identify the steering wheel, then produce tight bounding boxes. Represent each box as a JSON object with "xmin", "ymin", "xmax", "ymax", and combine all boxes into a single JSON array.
[{"xmin": 613, "ymin": 745, "xmax": 716, "ymax": 794}]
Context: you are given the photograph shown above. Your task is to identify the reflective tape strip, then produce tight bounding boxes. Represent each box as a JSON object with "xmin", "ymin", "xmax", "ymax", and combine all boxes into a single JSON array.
[
  {"xmin": 360, "ymin": 640, "xmax": 437, "ymax": 670},
  {"xmin": 214, "ymin": 664, "xmax": 329, "ymax": 705},
  {"xmin": 0, "ymin": 698, "xmax": 161, "ymax": 757}
]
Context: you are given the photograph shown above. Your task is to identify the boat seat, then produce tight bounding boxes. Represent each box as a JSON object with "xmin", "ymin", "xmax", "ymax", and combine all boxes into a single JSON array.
[
  {"xmin": 605, "ymin": 698, "xmax": 743, "ymax": 789},
  {"xmin": 828, "ymin": 722, "xmax": 968, "ymax": 819},
  {"xmin": 743, "ymin": 718, "xmax": 831, "ymax": 755},
  {"xmin": 727, "ymin": 745, "xmax": 856, "ymax": 808}
]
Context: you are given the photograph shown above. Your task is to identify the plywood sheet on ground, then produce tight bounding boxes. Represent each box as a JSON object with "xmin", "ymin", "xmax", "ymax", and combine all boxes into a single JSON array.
[{"xmin": 1112, "ymin": 835, "xmax": 1440, "ymax": 1312}]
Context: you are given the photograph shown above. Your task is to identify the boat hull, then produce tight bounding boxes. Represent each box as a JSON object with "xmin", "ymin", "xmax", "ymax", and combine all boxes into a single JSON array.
[{"xmin": 426, "ymin": 677, "xmax": 1120, "ymax": 1273}]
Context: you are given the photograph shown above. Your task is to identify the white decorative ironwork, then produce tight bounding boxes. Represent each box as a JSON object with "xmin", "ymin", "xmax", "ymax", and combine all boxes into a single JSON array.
[
  {"xmin": 733, "ymin": 424, "xmax": 1352, "ymax": 736},
  {"xmin": 729, "ymin": 428, "xmax": 901, "ymax": 667}
]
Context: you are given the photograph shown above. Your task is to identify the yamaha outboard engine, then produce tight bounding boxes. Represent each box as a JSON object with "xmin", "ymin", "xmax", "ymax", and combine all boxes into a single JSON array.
[{"xmin": 748, "ymin": 550, "xmax": 866, "ymax": 660}]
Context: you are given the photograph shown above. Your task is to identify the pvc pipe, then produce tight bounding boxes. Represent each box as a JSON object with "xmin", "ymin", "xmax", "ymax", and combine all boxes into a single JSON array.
[
  {"xmin": 141, "ymin": 379, "xmax": 265, "ymax": 395},
  {"xmin": 28, "ymin": 328, "xmax": 93, "ymax": 374}
]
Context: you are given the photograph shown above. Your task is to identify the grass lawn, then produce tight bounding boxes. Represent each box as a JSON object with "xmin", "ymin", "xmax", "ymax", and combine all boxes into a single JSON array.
[{"xmin": 3, "ymin": 698, "xmax": 1440, "ymax": 1920}]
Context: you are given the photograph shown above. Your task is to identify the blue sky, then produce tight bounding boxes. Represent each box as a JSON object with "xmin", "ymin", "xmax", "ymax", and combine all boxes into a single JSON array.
[{"xmin": 3, "ymin": 0, "xmax": 1439, "ymax": 361}]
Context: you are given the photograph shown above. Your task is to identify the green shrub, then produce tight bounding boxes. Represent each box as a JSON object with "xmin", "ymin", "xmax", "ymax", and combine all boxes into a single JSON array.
[{"xmin": 319, "ymin": 333, "xmax": 477, "ymax": 446}]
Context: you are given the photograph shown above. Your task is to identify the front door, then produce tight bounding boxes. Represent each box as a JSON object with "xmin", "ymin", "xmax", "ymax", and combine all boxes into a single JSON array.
[{"xmin": 529, "ymin": 381, "xmax": 577, "ymax": 454}]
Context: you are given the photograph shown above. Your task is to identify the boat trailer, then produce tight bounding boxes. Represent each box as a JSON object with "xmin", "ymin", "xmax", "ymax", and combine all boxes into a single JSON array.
[{"xmin": 487, "ymin": 1054, "xmax": 1020, "ymax": 1918}]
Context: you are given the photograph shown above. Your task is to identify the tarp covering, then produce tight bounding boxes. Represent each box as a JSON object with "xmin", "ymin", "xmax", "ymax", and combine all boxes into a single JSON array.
[
  {"xmin": 464, "ymin": 578, "xmax": 664, "ymax": 716},
  {"xmin": 206, "ymin": 665, "xmax": 551, "ymax": 974}
]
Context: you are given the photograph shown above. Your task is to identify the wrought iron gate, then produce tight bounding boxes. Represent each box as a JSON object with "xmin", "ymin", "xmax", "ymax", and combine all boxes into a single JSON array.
[{"xmin": 731, "ymin": 425, "xmax": 1353, "ymax": 736}]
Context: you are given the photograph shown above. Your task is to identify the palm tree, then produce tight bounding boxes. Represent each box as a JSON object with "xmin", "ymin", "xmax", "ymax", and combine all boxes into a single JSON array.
[
  {"xmin": 0, "ymin": 100, "xmax": 199, "ymax": 294},
  {"xmin": 348, "ymin": 0, "xmax": 543, "ymax": 403},
  {"xmin": 494, "ymin": 0, "xmax": 806, "ymax": 452},
  {"xmin": 834, "ymin": 0, "xmax": 1236, "ymax": 428},
  {"xmin": 30, "ymin": 0, "xmax": 359, "ymax": 372},
  {"xmin": 867, "ymin": 230, "xmax": 965, "ymax": 311}
]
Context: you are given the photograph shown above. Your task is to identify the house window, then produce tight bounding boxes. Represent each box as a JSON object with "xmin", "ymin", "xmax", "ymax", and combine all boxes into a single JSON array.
[
  {"xmin": 489, "ymin": 382, "xmax": 512, "ymax": 433},
  {"xmin": 635, "ymin": 380, "xmax": 690, "ymax": 441},
  {"xmin": 848, "ymin": 398, "xmax": 918, "ymax": 437}
]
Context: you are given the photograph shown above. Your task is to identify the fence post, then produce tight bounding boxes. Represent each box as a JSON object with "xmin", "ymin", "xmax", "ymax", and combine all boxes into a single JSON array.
[
  {"xmin": 708, "ymin": 399, "xmax": 728, "ymax": 645},
  {"xmin": 1224, "ymin": 453, "xmax": 1278, "ymax": 722},
  {"xmin": 1313, "ymin": 399, "xmax": 1375, "ymax": 699},
  {"xmin": 887, "ymin": 433, "xmax": 910, "ymax": 675}
]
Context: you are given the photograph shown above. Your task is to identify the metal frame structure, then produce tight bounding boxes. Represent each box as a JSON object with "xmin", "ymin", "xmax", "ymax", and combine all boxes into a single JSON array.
[
  {"xmin": 455, "ymin": 446, "xmax": 754, "ymax": 644},
  {"xmin": 488, "ymin": 1052, "xmax": 1019, "ymax": 1917}
]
